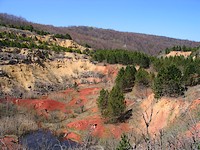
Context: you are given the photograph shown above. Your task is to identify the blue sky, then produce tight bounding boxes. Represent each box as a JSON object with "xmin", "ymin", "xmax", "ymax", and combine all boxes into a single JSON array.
[{"xmin": 0, "ymin": 0, "xmax": 200, "ymax": 41}]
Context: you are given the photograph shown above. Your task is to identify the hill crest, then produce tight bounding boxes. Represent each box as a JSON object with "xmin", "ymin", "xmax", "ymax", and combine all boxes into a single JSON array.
[{"xmin": 0, "ymin": 13, "xmax": 199, "ymax": 55}]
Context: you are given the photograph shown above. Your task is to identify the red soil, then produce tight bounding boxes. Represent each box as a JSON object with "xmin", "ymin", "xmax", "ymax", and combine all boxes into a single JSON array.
[
  {"xmin": 67, "ymin": 115, "xmax": 107, "ymax": 138},
  {"xmin": 190, "ymin": 98, "xmax": 200, "ymax": 109},
  {"xmin": 62, "ymin": 88, "xmax": 74, "ymax": 95},
  {"xmin": 66, "ymin": 87, "xmax": 100, "ymax": 107},
  {"xmin": 12, "ymin": 98, "xmax": 67, "ymax": 114},
  {"xmin": 64, "ymin": 132, "xmax": 81, "ymax": 142},
  {"xmin": 67, "ymin": 115, "xmax": 130, "ymax": 139},
  {"xmin": 67, "ymin": 116, "xmax": 102, "ymax": 130},
  {"xmin": 0, "ymin": 136, "xmax": 20, "ymax": 150},
  {"xmin": 107, "ymin": 123, "xmax": 130, "ymax": 138}
]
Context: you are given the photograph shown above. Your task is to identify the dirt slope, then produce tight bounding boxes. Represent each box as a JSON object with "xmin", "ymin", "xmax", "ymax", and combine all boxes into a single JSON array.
[
  {"xmin": 166, "ymin": 51, "xmax": 192, "ymax": 57},
  {"xmin": 0, "ymin": 49, "xmax": 121, "ymax": 98}
]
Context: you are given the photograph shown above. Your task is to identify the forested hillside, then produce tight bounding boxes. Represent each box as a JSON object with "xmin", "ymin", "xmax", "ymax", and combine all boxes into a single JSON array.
[
  {"xmin": 64, "ymin": 26, "xmax": 200, "ymax": 55},
  {"xmin": 1, "ymin": 13, "xmax": 199, "ymax": 55}
]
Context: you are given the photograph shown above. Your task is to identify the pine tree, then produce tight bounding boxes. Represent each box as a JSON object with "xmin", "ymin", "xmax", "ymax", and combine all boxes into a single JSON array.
[
  {"xmin": 116, "ymin": 67, "xmax": 125, "ymax": 84},
  {"xmin": 153, "ymin": 65, "xmax": 184, "ymax": 98},
  {"xmin": 116, "ymin": 134, "xmax": 132, "ymax": 150},
  {"xmin": 115, "ymin": 66, "xmax": 136, "ymax": 92},
  {"xmin": 135, "ymin": 68, "xmax": 150, "ymax": 87},
  {"xmin": 107, "ymin": 86, "xmax": 125, "ymax": 119},
  {"xmin": 183, "ymin": 63, "xmax": 200, "ymax": 86},
  {"xmin": 97, "ymin": 89, "xmax": 109, "ymax": 117}
]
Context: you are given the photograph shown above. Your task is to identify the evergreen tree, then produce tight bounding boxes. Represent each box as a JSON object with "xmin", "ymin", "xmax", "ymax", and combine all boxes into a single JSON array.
[
  {"xmin": 165, "ymin": 48, "xmax": 170, "ymax": 54},
  {"xmin": 183, "ymin": 63, "xmax": 200, "ymax": 86},
  {"xmin": 123, "ymin": 65, "xmax": 137, "ymax": 89},
  {"xmin": 116, "ymin": 134, "xmax": 132, "ymax": 150},
  {"xmin": 115, "ymin": 67, "xmax": 127, "ymax": 91},
  {"xmin": 107, "ymin": 86, "xmax": 125, "ymax": 119},
  {"xmin": 139, "ymin": 54, "xmax": 150, "ymax": 68},
  {"xmin": 135, "ymin": 68, "xmax": 151, "ymax": 87},
  {"xmin": 116, "ymin": 67, "xmax": 125, "ymax": 83},
  {"xmin": 91, "ymin": 49, "xmax": 150, "ymax": 68},
  {"xmin": 97, "ymin": 87, "xmax": 126, "ymax": 122},
  {"xmin": 97, "ymin": 89, "xmax": 109, "ymax": 117},
  {"xmin": 116, "ymin": 66, "xmax": 136, "ymax": 92},
  {"xmin": 153, "ymin": 65, "xmax": 184, "ymax": 98}
]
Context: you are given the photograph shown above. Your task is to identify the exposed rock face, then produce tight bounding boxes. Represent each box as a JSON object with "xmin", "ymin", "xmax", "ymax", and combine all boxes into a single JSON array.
[
  {"xmin": 0, "ymin": 47, "xmax": 115, "ymax": 98},
  {"xmin": 0, "ymin": 26, "xmax": 96, "ymax": 98},
  {"xmin": 166, "ymin": 51, "xmax": 192, "ymax": 58}
]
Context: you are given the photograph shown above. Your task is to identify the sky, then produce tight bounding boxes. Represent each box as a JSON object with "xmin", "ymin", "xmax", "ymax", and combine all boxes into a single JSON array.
[{"xmin": 0, "ymin": 0, "xmax": 200, "ymax": 41}]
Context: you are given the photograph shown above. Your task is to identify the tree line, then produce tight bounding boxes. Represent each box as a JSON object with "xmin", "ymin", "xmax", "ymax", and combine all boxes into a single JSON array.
[
  {"xmin": 165, "ymin": 45, "xmax": 200, "ymax": 54},
  {"xmin": 91, "ymin": 49, "xmax": 150, "ymax": 68},
  {"xmin": 93, "ymin": 48, "xmax": 200, "ymax": 97}
]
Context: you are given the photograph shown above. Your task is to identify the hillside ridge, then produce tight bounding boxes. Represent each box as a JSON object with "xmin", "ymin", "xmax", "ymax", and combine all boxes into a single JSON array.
[{"xmin": 1, "ymin": 13, "xmax": 199, "ymax": 55}]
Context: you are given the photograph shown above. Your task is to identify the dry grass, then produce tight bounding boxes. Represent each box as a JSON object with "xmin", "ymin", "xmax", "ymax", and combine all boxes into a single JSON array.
[
  {"xmin": 48, "ymin": 93, "xmax": 73, "ymax": 103},
  {"xmin": 0, "ymin": 102, "xmax": 39, "ymax": 137},
  {"xmin": 0, "ymin": 114, "xmax": 38, "ymax": 136}
]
